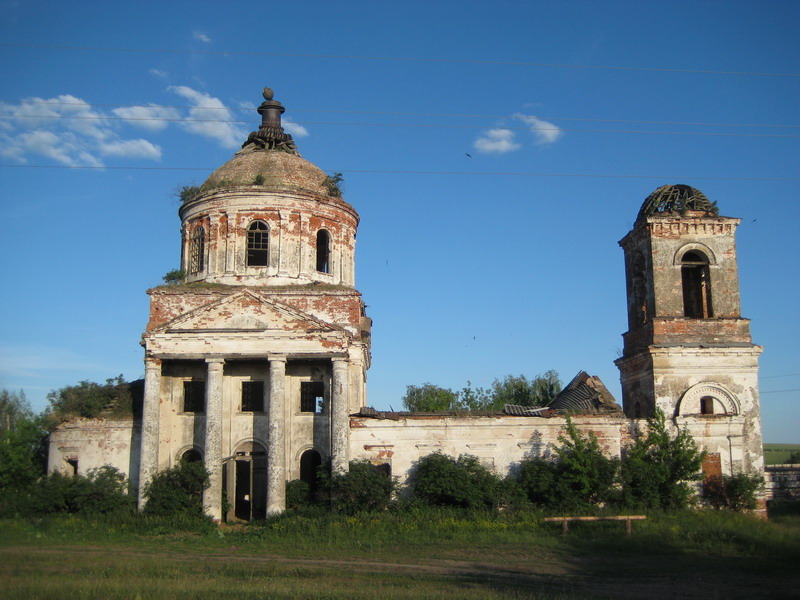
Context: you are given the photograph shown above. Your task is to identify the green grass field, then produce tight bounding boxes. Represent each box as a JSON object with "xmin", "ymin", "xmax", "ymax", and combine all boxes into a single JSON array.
[
  {"xmin": 764, "ymin": 443, "xmax": 800, "ymax": 465},
  {"xmin": 1, "ymin": 507, "xmax": 799, "ymax": 599}
]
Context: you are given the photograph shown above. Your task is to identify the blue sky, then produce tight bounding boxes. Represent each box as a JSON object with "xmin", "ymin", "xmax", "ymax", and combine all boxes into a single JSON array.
[{"xmin": 1, "ymin": 1, "xmax": 798, "ymax": 441}]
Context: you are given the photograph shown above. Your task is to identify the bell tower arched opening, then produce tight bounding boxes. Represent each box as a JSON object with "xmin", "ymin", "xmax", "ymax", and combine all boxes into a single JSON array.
[{"xmin": 681, "ymin": 250, "xmax": 712, "ymax": 318}]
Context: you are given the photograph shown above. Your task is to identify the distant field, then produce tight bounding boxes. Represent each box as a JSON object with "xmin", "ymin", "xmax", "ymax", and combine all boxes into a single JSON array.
[{"xmin": 764, "ymin": 443, "xmax": 800, "ymax": 465}]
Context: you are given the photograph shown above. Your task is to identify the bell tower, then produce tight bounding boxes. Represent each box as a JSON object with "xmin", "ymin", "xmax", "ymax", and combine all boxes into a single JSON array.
[{"xmin": 616, "ymin": 185, "xmax": 764, "ymax": 475}]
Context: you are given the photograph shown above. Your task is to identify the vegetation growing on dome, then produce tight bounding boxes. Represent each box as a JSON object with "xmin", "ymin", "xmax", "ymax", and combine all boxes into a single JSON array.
[
  {"xmin": 323, "ymin": 172, "xmax": 344, "ymax": 197},
  {"xmin": 162, "ymin": 269, "xmax": 186, "ymax": 285},
  {"xmin": 177, "ymin": 185, "xmax": 201, "ymax": 204}
]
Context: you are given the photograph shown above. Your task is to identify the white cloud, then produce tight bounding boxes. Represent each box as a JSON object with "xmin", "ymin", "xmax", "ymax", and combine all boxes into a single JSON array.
[
  {"xmin": 193, "ymin": 31, "xmax": 211, "ymax": 43},
  {"xmin": 111, "ymin": 105, "xmax": 181, "ymax": 131},
  {"xmin": 283, "ymin": 119, "xmax": 309, "ymax": 138},
  {"xmin": 0, "ymin": 94, "xmax": 163, "ymax": 166},
  {"xmin": 100, "ymin": 139, "xmax": 162, "ymax": 160},
  {"xmin": 149, "ymin": 68, "xmax": 168, "ymax": 79},
  {"xmin": 168, "ymin": 85, "xmax": 245, "ymax": 148},
  {"xmin": 513, "ymin": 113, "xmax": 563, "ymax": 145},
  {"xmin": 473, "ymin": 128, "xmax": 521, "ymax": 154}
]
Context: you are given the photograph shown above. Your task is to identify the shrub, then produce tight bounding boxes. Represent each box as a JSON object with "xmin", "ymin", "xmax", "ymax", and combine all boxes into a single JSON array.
[
  {"xmin": 703, "ymin": 473, "xmax": 764, "ymax": 511},
  {"xmin": 44, "ymin": 375, "xmax": 139, "ymax": 422},
  {"xmin": 285, "ymin": 479, "xmax": 311, "ymax": 510},
  {"xmin": 143, "ymin": 459, "xmax": 209, "ymax": 517},
  {"xmin": 409, "ymin": 453, "xmax": 501, "ymax": 510},
  {"xmin": 162, "ymin": 269, "xmax": 186, "ymax": 285},
  {"xmin": 620, "ymin": 409, "xmax": 704, "ymax": 510},
  {"xmin": 328, "ymin": 460, "xmax": 395, "ymax": 515},
  {"xmin": 516, "ymin": 457, "xmax": 562, "ymax": 508},
  {"xmin": 177, "ymin": 185, "xmax": 200, "ymax": 203},
  {"xmin": 21, "ymin": 466, "xmax": 134, "ymax": 516}
]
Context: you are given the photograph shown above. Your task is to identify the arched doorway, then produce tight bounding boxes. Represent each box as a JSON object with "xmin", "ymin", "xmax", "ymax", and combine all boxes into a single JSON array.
[
  {"xmin": 300, "ymin": 449, "xmax": 322, "ymax": 496},
  {"xmin": 225, "ymin": 441, "xmax": 267, "ymax": 521}
]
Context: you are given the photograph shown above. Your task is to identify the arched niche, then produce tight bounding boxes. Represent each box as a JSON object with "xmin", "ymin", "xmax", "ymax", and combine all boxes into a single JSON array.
[{"xmin": 676, "ymin": 383, "xmax": 740, "ymax": 417}]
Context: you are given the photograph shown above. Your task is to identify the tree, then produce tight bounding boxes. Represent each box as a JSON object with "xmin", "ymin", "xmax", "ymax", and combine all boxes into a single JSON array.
[
  {"xmin": 0, "ymin": 389, "xmax": 32, "ymax": 434},
  {"xmin": 402, "ymin": 383, "xmax": 459, "ymax": 412},
  {"xmin": 402, "ymin": 371, "xmax": 562, "ymax": 412},
  {"xmin": 45, "ymin": 376, "xmax": 141, "ymax": 423},
  {"xmin": 552, "ymin": 417, "xmax": 619, "ymax": 509},
  {"xmin": 620, "ymin": 409, "xmax": 704, "ymax": 510},
  {"xmin": 489, "ymin": 371, "xmax": 562, "ymax": 409},
  {"xmin": 0, "ymin": 391, "xmax": 47, "ymax": 493}
]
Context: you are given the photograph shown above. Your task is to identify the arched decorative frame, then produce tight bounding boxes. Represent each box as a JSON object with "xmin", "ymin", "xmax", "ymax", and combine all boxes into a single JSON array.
[
  {"xmin": 673, "ymin": 242, "xmax": 717, "ymax": 266},
  {"xmin": 294, "ymin": 445, "xmax": 328, "ymax": 466},
  {"xmin": 676, "ymin": 382, "xmax": 740, "ymax": 417},
  {"xmin": 233, "ymin": 438, "xmax": 268, "ymax": 455}
]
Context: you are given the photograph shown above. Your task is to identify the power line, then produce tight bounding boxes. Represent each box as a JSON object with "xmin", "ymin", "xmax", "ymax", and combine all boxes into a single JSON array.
[
  {"xmin": 3, "ymin": 114, "xmax": 800, "ymax": 139},
  {"xmin": 9, "ymin": 99, "xmax": 800, "ymax": 130},
  {"xmin": 1, "ymin": 42, "xmax": 798, "ymax": 78},
  {"xmin": 1, "ymin": 164, "xmax": 798, "ymax": 182}
]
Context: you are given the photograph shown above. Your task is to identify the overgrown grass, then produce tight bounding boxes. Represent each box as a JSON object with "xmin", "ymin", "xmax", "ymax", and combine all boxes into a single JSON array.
[{"xmin": 1, "ymin": 508, "xmax": 798, "ymax": 599}]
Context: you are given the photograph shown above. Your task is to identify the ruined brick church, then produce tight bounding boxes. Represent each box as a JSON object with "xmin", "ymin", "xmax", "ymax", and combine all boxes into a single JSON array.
[{"xmin": 48, "ymin": 88, "xmax": 765, "ymax": 521}]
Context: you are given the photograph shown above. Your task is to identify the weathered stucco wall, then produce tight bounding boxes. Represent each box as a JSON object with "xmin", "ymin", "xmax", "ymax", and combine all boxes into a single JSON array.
[{"xmin": 48, "ymin": 418, "xmax": 140, "ymax": 488}]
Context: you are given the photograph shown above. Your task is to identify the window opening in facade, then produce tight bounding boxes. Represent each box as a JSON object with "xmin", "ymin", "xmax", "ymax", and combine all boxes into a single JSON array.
[
  {"xmin": 700, "ymin": 396, "xmax": 715, "ymax": 415},
  {"xmin": 241, "ymin": 381, "xmax": 264, "ymax": 412},
  {"xmin": 189, "ymin": 226, "xmax": 205, "ymax": 274},
  {"xmin": 681, "ymin": 251, "xmax": 712, "ymax": 318},
  {"xmin": 66, "ymin": 458, "xmax": 78, "ymax": 476},
  {"xmin": 300, "ymin": 381, "xmax": 324, "ymax": 413},
  {"xmin": 316, "ymin": 229, "xmax": 330, "ymax": 273},
  {"xmin": 247, "ymin": 221, "xmax": 269, "ymax": 267},
  {"xmin": 183, "ymin": 380, "xmax": 206, "ymax": 413},
  {"xmin": 181, "ymin": 448, "xmax": 203, "ymax": 463}
]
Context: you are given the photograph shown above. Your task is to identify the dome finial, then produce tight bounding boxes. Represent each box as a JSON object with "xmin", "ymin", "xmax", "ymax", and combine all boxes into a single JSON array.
[{"xmin": 239, "ymin": 87, "xmax": 300, "ymax": 156}]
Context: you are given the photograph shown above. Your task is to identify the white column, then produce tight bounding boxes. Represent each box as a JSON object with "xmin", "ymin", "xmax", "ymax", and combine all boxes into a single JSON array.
[
  {"xmin": 331, "ymin": 358, "xmax": 350, "ymax": 474},
  {"xmin": 203, "ymin": 358, "xmax": 224, "ymax": 521},
  {"xmin": 267, "ymin": 356, "xmax": 287, "ymax": 515},
  {"xmin": 137, "ymin": 357, "xmax": 162, "ymax": 510}
]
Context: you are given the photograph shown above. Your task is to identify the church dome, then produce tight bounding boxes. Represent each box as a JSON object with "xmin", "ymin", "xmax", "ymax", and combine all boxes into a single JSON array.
[
  {"xmin": 636, "ymin": 184, "xmax": 718, "ymax": 223},
  {"xmin": 198, "ymin": 87, "xmax": 339, "ymax": 200},
  {"xmin": 203, "ymin": 149, "xmax": 331, "ymax": 197}
]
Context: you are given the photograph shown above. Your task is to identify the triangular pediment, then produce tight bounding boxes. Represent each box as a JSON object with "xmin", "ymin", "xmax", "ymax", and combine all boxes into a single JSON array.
[{"xmin": 154, "ymin": 290, "xmax": 341, "ymax": 335}]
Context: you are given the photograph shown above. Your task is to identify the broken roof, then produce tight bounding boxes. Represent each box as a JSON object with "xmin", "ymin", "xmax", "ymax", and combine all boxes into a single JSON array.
[{"xmin": 547, "ymin": 371, "xmax": 623, "ymax": 414}]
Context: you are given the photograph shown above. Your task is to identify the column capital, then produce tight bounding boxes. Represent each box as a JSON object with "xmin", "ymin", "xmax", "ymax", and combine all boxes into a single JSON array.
[
  {"xmin": 144, "ymin": 356, "xmax": 162, "ymax": 369},
  {"xmin": 205, "ymin": 357, "xmax": 225, "ymax": 368},
  {"xmin": 269, "ymin": 355, "xmax": 287, "ymax": 364}
]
